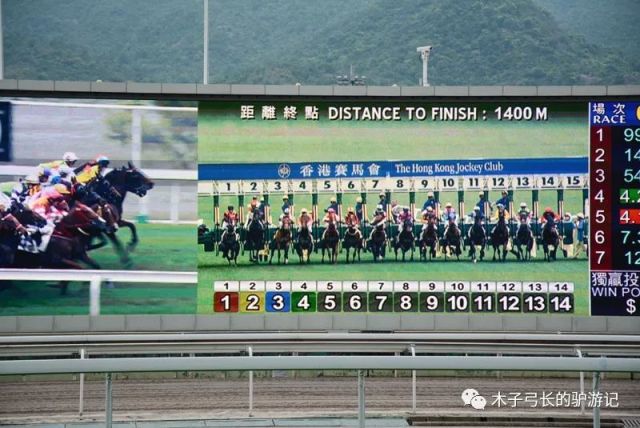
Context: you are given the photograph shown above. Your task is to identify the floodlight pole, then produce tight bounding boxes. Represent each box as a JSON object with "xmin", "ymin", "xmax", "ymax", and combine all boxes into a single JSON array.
[
  {"xmin": 203, "ymin": 0, "xmax": 209, "ymax": 84},
  {"xmin": 417, "ymin": 46, "xmax": 432, "ymax": 87}
]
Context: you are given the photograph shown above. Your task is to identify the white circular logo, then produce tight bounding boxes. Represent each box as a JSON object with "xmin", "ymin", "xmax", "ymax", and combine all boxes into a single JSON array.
[{"xmin": 278, "ymin": 163, "xmax": 291, "ymax": 179}]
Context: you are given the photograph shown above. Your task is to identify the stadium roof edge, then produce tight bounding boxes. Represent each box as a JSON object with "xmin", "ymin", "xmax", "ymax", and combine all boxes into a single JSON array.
[{"xmin": 0, "ymin": 79, "xmax": 638, "ymax": 97}]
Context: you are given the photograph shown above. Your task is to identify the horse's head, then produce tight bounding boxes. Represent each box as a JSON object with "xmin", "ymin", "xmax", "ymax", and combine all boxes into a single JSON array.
[
  {"xmin": 109, "ymin": 162, "xmax": 154, "ymax": 197},
  {"xmin": 403, "ymin": 219, "xmax": 413, "ymax": 232}
]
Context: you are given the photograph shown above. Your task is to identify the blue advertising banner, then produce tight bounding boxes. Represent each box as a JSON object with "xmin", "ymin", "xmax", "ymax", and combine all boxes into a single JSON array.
[{"xmin": 199, "ymin": 157, "xmax": 588, "ymax": 180}]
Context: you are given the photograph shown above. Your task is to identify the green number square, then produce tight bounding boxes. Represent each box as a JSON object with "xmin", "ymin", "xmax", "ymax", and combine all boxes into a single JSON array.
[
  {"xmin": 318, "ymin": 292, "xmax": 342, "ymax": 312},
  {"xmin": 291, "ymin": 292, "xmax": 317, "ymax": 313},
  {"xmin": 343, "ymin": 292, "xmax": 367, "ymax": 312},
  {"xmin": 393, "ymin": 292, "xmax": 419, "ymax": 312}
]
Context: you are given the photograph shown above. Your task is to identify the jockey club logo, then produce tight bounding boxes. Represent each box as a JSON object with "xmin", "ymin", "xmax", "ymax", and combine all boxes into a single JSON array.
[{"xmin": 278, "ymin": 163, "xmax": 291, "ymax": 179}]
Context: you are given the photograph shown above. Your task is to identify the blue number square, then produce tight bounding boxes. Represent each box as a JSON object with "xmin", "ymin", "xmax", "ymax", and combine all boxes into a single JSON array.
[{"xmin": 266, "ymin": 292, "xmax": 291, "ymax": 313}]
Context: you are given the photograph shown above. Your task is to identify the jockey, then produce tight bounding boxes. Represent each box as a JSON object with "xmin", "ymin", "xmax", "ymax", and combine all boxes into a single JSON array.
[
  {"xmin": 397, "ymin": 206, "xmax": 413, "ymax": 225},
  {"xmin": 355, "ymin": 196, "xmax": 364, "ymax": 222},
  {"xmin": 378, "ymin": 192, "xmax": 387, "ymax": 212},
  {"xmin": 475, "ymin": 192, "xmax": 487, "ymax": 216},
  {"xmin": 76, "ymin": 155, "xmax": 109, "ymax": 185},
  {"xmin": 368, "ymin": 206, "xmax": 387, "ymax": 240},
  {"xmin": 279, "ymin": 207, "xmax": 293, "ymax": 229},
  {"xmin": 256, "ymin": 196, "xmax": 268, "ymax": 218},
  {"xmin": 222, "ymin": 205, "xmax": 238, "ymax": 229},
  {"xmin": 39, "ymin": 152, "xmax": 79, "ymax": 172},
  {"xmin": 345, "ymin": 207, "xmax": 359, "ymax": 228},
  {"xmin": 421, "ymin": 207, "xmax": 437, "ymax": 231},
  {"xmin": 422, "ymin": 191, "xmax": 438, "ymax": 212},
  {"xmin": 492, "ymin": 202, "xmax": 509, "ymax": 221},
  {"xmin": 471, "ymin": 206, "xmax": 485, "ymax": 225},
  {"xmin": 327, "ymin": 196, "xmax": 339, "ymax": 214},
  {"xmin": 493, "ymin": 191, "xmax": 510, "ymax": 212},
  {"xmin": 390, "ymin": 200, "xmax": 403, "ymax": 223},
  {"xmin": 517, "ymin": 202, "xmax": 532, "ymax": 231},
  {"xmin": 540, "ymin": 207, "xmax": 560, "ymax": 226},
  {"xmin": 29, "ymin": 185, "xmax": 70, "ymax": 224},
  {"xmin": 322, "ymin": 207, "xmax": 339, "ymax": 225},
  {"xmin": 37, "ymin": 167, "xmax": 52, "ymax": 185},
  {"xmin": 281, "ymin": 195, "xmax": 291, "ymax": 214},
  {"xmin": 297, "ymin": 208, "xmax": 313, "ymax": 231},
  {"xmin": 11, "ymin": 175, "xmax": 41, "ymax": 204},
  {"xmin": 441, "ymin": 202, "xmax": 457, "ymax": 224},
  {"xmin": 561, "ymin": 212, "xmax": 575, "ymax": 257}
]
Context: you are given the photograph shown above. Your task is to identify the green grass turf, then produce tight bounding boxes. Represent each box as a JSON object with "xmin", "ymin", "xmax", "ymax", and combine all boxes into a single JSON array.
[{"xmin": 0, "ymin": 224, "xmax": 196, "ymax": 316}]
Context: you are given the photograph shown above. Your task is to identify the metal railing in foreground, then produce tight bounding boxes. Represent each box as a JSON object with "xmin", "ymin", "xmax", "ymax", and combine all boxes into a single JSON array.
[
  {"xmin": 1, "ymin": 354, "xmax": 638, "ymax": 428},
  {"xmin": 0, "ymin": 269, "xmax": 197, "ymax": 316}
]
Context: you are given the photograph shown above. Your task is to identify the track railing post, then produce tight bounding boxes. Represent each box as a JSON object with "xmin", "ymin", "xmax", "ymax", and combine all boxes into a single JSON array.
[
  {"xmin": 358, "ymin": 369, "xmax": 365, "ymax": 428},
  {"xmin": 89, "ymin": 275, "xmax": 102, "ymax": 316},
  {"xmin": 576, "ymin": 349, "xmax": 585, "ymax": 415},
  {"xmin": 79, "ymin": 348, "xmax": 85, "ymax": 416},
  {"xmin": 247, "ymin": 346, "xmax": 253, "ymax": 417},
  {"xmin": 105, "ymin": 372, "xmax": 113, "ymax": 428},
  {"xmin": 410, "ymin": 344, "xmax": 417, "ymax": 413}
]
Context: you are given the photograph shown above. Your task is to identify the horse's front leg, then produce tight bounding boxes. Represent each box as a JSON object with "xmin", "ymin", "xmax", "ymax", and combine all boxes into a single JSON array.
[
  {"xmin": 106, "ymin": 232, "xmax": 131, "ymax": 266},
  {"xmin": 118, "ymin": 219, "xmax": 139, "ymax": 252},
  {"xmin": 284, "ymin": 244, "xmax": 289, "ymax": 265}
]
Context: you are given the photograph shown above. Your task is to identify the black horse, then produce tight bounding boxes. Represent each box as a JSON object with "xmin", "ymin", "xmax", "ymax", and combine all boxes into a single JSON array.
[
  {"xmin": 542, "ymin": 221, "xmax": 560, "ymax": 262},
  {"xmin": 367, "ymin": 223, "xmax": 387, "ymax": 262},
  {"xmin": 294, "ymin": 225, "xmax": 314, "ymax": 264},
  {"xmin": 490, "ymin": 213, "xmax": 510, "ymax": 262},
  {"xmin": 442, "ymin": 222, "xmax": 462, "ymax": 261},
  {"xmin": 393, "ymin": 220, "xmax": 415, "ymax": 261},
  {"xmin": 513, "ymin": 224, "xmax": 534, "ymax": 261},
  {"xmin": 342, "ymin": 225, "xmax": 364, "ymax": 263},
  {"xmin": 219, "ymin": 224, "xmax": 240, "ymax": 265},
  {"xmin": 86, "ymin": 162, "xmax": 154, "ymax": 252},
  {"xmin": 243, "ymin": 218, "xmax": 266, "ymax": 263},
  {"xmin": 468, "ymin": 220, "xmax": 486, "ymax": 263},
  {"xmin": 419, "ymin": 221, "xmax": 438, "ymax": 261},
  {"xmin": 319, "ymin": 221, "xmax": 339, "ymax": 264}
]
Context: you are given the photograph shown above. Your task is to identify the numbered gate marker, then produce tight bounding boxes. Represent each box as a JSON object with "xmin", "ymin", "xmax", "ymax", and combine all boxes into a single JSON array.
[
  {"xmin": 512, "ymin": 175, "xmax": 534, "ymax": 189},
  {"xmin": 216, "ymin": 180, "xmax": 241, "ymax": 195},
  {"xmin": 318, "ymin": 179, "xmax": 338, "ymax": 193},
  {"xmin": 340, "ymin": 179, "xmax": 362, "ymax": 193},
  {"xmin": 291, "ymin": 179, "xmax": 312, "ymax": 193}
]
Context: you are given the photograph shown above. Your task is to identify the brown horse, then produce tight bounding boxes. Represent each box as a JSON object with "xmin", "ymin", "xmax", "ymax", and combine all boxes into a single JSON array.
[
  {"xmin": 0, "ymin": 213, "xmax": 28, "ymax": 267},
  {"xmin": 269, "ymin": 224, "xmax": 292, "ymax": 265},
  {"xmin": 320, "ymin": 221, "xmax": 339, "ymax": 264}
]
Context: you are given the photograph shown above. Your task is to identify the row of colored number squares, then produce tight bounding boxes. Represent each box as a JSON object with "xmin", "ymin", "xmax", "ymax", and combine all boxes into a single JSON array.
[
  {"xmin": 213, "ymin": 291, "xmax": 574, "ymax": 313},
  {"xmin": 213, "ymin": 281, "xmax": 574, "ymax": 293}
]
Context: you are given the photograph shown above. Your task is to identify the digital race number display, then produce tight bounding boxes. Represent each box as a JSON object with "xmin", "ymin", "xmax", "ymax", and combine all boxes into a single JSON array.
[{"xmin": 590, "ymin": 101, "xmax": 640, "ymax": 316}]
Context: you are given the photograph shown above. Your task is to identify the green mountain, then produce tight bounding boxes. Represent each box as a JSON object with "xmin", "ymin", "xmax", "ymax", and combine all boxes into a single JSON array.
[{"xmin": 4, "ymin": 0, "xmax": 639, "ymax": 85}]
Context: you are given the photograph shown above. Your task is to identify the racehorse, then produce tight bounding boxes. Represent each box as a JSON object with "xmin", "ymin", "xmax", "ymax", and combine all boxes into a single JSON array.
[
  {"xmin": 319, "ymin": 221, "xmax": 339, "ymax": 264},
  {"xmin": 419, "ymin": 221, "xmax": 438, "ymax": 261},
  {"xmin": 490, "ymin": 214, "xmax": 510, "ymax": 262},
  {"xmin": 342, "ymin": 224, "xmax": 364, "ymax": 263},
  {"xmin": 219, "ymin": 223, "xmax": 240, "ymax": 265},
  {"xmin": 83, "ymin": 201, "xmax": 130, "ymax": 266},
  {"xmin": 90, "ymin": 163, "xmax": 154, "ymax": 252},
  {"xmin": 269, "ymin": 223, "xmax": 292, "ymax": 265},
  {"xmin": 442, "ymin": 222, "xmax": 462, "ymax": 261},
  {"xmin": 468, "ymin": 222, "xmax": 486, "ymax": 263},
  {"xmin": 294, "ymin": 225, "xmax": 314, "ymax": 264},
  {"xmin": 541, "ymin": 221, "xmax": 560, "ymax": 262},
  {"xmin": 393, "ymin": 220, "xmax": 415, "ymax": 261},
  {"xmin": 0, "ymin": 213, "xmax": 27, "ymax": 267},
  {"xmin": 243, "ymin": 218, "xmax": 266, "ymax": 263},
  {"xmin": 367, "ymin": 223, "xmax": 387, "ymax": 262},
  {"xmin": 41, "ymin": 203, "xmax": 107, "ymax": 294},
  {"xmin": 513, "ymin": 224, "xmax": 534, "ymax": 261}
]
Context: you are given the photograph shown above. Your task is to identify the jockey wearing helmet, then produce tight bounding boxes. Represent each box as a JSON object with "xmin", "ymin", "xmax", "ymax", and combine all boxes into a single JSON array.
[
  {"xmin": 369, "ymin": 205, "xmax": 387, "ymax": 240},
  {"xmin": 76, "ymin": 155, "xmax": 110, "ymax": 185},
  {"xmin": 222, "ymin": 205, "xmax": 238, "ymax": 229},
  {"xmin": 11, "ymin": 175, "xmax": 41, "ymax": 205},
  {"xmin": 327, "ymin": 196, "xmax": 338, "ymax": 214},
  {"xmin": 345, "ymin": 206, "xmax": 359, "ymax": 228},
  {"xmin": 397, "ymin": 206, "xmax": 413, "ymax": 225},
  {"xmin": 471, "ymin": 206, "xmax": 485, "ymax": 225},
  {"xmin": 475, "ymin": 192, "xmax": 487, "ymax": 216},
  {"xmin": 281, "ymin": 195, "xmax": 291, "ymax": 214},
  {"xmin": 279, "ymin": 207, "xmax": 293, "ymax": 229},
  {"xmin": 540, "ymin": 207, "xmax": 560, "ymax": 225},
  {"xmin": 517, "ymin": 202, "xmax": 532, "ymax": 233},
  {"xmin": 378, "ymin": 192, "xmax": 387, "ymax": 212},
  {"xmin": 390, "ymin": 200, "xmax": 404, "ymax": 224},
  {"xmin": 422, "ymin": 191, "xmax": 438, "ymax": 212},
  {"xmin": 441, "ymin": 202, "xmax": 457, "ymax": 224},
  {"xmin": 29, "ymin": 185, "xmax": 70, "ymax": 224},
  {"xmin": 323, "ymin": 207, "xmax": 339, "ymax": 225},
  {"xmin": 493, "ymin": 191, "xmax": 510, "ymax": 212},
  {"xmin": 39, "ymin": 152, "xmax": 79, "ymax": 172},
  {"xmin": 297, "ymin": 208, "xmax": 313, "ymax": 231}
]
